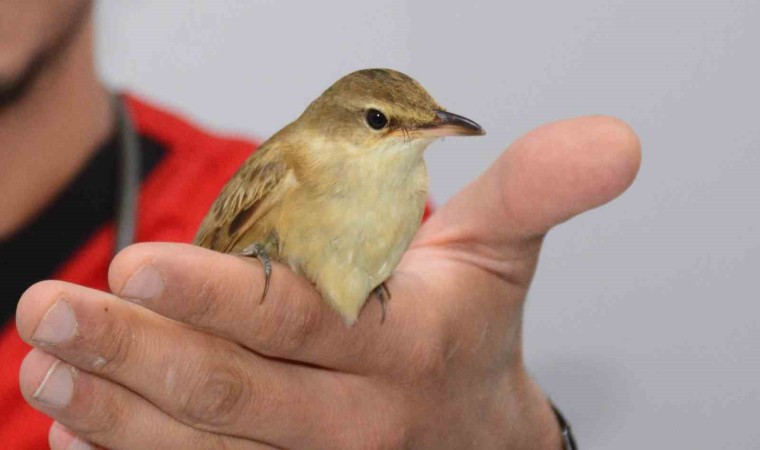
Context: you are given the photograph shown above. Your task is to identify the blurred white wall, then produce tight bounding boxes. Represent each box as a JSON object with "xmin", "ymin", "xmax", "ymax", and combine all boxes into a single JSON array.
[{"xmin": 96, "ymin": 1, "xmax": 760, "ymax": 448}]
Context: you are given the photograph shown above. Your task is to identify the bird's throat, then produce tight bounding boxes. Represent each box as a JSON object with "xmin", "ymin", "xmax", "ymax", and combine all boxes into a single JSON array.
[{"xmin": 355, "ymin": 136, "xmax": 433, "ymax": 188}]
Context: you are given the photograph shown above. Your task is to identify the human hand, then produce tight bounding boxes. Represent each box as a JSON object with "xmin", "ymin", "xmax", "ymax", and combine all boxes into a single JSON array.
[{"xmin": 16, "ymin": 116, "xmax": 640, "ymax": 449}]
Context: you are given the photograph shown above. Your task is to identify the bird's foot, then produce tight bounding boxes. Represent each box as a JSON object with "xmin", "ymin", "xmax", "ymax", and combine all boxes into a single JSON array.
[
  {"xmin": 235, "ymin": 243, "xmax": 272, "ymax": 303},
  {"xmin": 371, "ymin": 283, "xmax": 391, "ymax": 323}
]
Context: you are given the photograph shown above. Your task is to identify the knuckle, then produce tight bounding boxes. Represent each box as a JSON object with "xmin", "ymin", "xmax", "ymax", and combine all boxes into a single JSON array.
[
  {"xmin": 403, "ymin": 321, "xmax": 450, "ymax": 382},
  {"xmin": 178, "ymin": 358, "xmax": 251, "ymax": 428},
  {"xmin": 73, "ymin": 387, "xmax": 127, "ymax": 438},
  {"xmin": 279, "ymin": 304, "xmax": 322, "ymax": 353},
  {"xmin": 256, "ymin": 298, "xmax": 322, "ymax": 356},
  {"xmin": 86, "ymin": 312, "xmax": 135, "ymax": 375},
  {"xmin": 409, "ymin": 340, "xmax": 448, "ymax": 380},
  {"xmin": 181, "ymin": 276, "xmax": 228, "ymax": 326}
]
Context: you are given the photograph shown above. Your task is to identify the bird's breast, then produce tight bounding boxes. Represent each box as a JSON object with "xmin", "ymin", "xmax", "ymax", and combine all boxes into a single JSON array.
[{"xmin": 278, "ymin": 158, "xmax": 428, "ymax": 285}]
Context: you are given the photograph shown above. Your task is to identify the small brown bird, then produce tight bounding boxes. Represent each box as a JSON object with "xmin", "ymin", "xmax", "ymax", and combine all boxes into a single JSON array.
[{"xmin": 195, "ymin": 68, "xmax": 484, "ymax": 324}]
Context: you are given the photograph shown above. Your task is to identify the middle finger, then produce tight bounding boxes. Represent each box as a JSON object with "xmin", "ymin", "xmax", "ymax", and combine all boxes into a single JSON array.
[{"xmin": 16, "ymin": 280, "xmax": 386, "ymax": 449}]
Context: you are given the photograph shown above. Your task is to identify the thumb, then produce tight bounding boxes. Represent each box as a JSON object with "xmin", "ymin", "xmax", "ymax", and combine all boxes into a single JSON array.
[{"xmin": 415, "ymin": 116, "xmax": 641, "ymax": 261}]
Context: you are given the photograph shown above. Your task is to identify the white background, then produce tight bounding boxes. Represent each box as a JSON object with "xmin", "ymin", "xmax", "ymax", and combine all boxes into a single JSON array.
[{"xmin": 96, "ymin": 1, "xmax": 760, "ymax": 447}]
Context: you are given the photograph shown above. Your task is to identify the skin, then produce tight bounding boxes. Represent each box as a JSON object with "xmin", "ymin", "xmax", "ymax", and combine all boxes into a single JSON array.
[
  {"xmin": 6, "ymin": 2, "xmax": 642, "ymax": 449},
  {"xmin": 0, "ymin": 0, "xmax": 111, "ymax": 239}
]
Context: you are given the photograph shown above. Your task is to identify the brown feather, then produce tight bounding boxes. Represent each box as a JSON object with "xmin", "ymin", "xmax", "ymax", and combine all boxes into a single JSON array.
[{"xmin": 194, "ymin": 141, "xmax": 291, "ymax": 253}]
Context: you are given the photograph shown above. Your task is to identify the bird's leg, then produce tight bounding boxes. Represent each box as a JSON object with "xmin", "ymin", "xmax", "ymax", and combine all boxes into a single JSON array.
[
  {"xmin": 235, "ymin": 243, "xmax": 272, "ymax": 303},
  {"xmin": 269, "ymin": 230, "xmax": 281, "ymax": 254},
  {"xmin": 371, "ymin": 282, "xmax": 391, "ymax": 323}
]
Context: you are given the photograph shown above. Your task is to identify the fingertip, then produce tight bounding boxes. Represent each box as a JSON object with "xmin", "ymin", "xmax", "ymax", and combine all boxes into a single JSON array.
[
  {"xmin": 503, "ymin": 115, "xmax": 641, "ymax": 235},
  {"xmin": 50, "ymin": 421, "xmax": 95, "ymax": 450},
  {"xmin": 108, "ymin": 242, "xmax": 151, "ymax": 295},
  {"xmin": 49, "ymin": 421, "xmax": 74, "ymax": 450},
  {"xmin": 581, "ymin": 115, "xmax": 642, "ymax": 201},
  {"xmin": 19, "ymin": 348, "xmax": 58, "ymax": 402},
  {"xmin": 108, "ymin": 242, "xmax": 194, "ymax": 296},
  {"xmin": 48, "ymin": 422, "xmax": 70, "ymax": 450},
  {"xmin": 16, "ymin": 280, "xmax": 66, "ymax": 343}
]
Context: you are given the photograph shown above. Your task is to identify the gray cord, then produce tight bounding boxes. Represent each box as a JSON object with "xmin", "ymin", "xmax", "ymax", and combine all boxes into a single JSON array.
[{"xmin": 114, "ymin": 95, "xmax": 141, "ymax": 254}]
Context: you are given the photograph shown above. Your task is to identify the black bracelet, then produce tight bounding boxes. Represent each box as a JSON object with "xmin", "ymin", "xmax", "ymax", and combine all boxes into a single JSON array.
[{"xmin": 550, "ymin": 401, "xmax": 578, "ymax": 449}]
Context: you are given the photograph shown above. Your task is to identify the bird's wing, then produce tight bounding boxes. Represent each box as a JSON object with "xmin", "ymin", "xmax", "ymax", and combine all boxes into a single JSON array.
[{"xmin": 194, "ymin": 143, "xmax": 290, "ymax": 253}]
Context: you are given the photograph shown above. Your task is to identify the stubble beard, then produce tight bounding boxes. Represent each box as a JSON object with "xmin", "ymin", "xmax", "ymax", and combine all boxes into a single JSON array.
[{"xmin": 0, "ymin": 1, "xmax": 93, "ymax": 109}]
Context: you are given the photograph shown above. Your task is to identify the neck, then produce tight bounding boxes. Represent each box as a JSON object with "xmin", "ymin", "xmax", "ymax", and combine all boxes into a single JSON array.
[{"xmin": 0, "ymin": 17, "xmax": 113, "ymax": 239}]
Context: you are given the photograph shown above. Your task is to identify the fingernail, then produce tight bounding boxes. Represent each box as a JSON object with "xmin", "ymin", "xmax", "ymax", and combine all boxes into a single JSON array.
[
  {"xmin": 32, "ymin": 300, "xmax": 78, "ymax": 345},
  {"xmin": 33, "ymin": 360, "xmax": 76, "ymax": 408},
  {"xmin": 67, "ymin": 437, "xmax": 94, "ymax": 450},
  {"xmin": 120, "ymin": 264, "xmax": 164, "ymax": 301}
]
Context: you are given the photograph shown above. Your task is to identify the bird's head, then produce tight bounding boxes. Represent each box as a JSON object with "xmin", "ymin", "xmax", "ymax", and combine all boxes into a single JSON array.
[{"xmin": 292, "ymin": 69, "xmax": 484, "ymax": 158}]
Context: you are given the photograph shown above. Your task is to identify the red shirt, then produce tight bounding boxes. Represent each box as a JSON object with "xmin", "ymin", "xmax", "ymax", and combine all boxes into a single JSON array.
[{"xmin": 0, "ymin": 94, "xmax": 257, "ymax": 449}]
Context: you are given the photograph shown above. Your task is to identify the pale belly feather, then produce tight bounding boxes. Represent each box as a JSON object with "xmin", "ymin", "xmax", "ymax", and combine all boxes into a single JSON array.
[{"xmin": 275, "ymin": 162, "xmax": 427, "ymax": 323}]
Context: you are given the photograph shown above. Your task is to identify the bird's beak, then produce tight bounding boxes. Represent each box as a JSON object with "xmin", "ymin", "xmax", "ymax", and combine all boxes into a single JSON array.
[{"xmin": 415, "ymin": 110, "xmax": 486, "ymax": 137}]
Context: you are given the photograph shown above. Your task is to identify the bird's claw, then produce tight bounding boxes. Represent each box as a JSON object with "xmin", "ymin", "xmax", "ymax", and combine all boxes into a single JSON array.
[
  {"xmin": 371, "ymin": 283, "xmax": 391, "ymax": 323},
  {"xmin": 235, "ymin": 243, "xmax": 272, "ymax": 303}
]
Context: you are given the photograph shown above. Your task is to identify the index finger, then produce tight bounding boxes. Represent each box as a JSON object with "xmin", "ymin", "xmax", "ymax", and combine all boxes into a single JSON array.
[{"xmin": 108, "ymin": 242, "xmax": 436, "ymax": 373}]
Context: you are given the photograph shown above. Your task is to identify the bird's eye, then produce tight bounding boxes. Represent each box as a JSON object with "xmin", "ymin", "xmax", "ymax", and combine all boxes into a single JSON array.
[{"xmin": 365, "ymin": 109, "xmax": 389, "ymax": 130}]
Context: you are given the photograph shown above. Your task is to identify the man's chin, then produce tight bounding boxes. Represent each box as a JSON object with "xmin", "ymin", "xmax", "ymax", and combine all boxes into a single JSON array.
[
  {"xmin": 0, "ymin": 2, "xmax": 92, "ymax": 110},
  {"xmin": 0, "ymin": 58, "xmax": 42, "ymax": 109}
]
